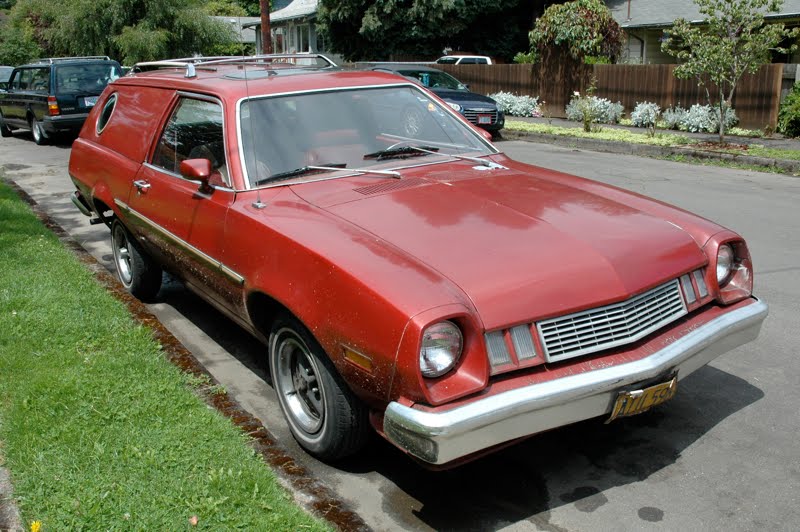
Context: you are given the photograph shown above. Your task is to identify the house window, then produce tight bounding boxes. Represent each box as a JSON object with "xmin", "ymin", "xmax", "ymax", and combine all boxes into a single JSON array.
[
  {"xmin": 272, "ymin": 27, "xmax": 286, "ymax": 53},
  {"xmin": 297, "ymin": 24, "xmax": 310, "ymax": 52}
]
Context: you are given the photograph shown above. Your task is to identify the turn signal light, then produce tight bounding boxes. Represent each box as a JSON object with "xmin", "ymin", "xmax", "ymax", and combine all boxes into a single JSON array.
[{"xmin": 47, "ymin": 96, "xmax": 60, "ymax": 116}]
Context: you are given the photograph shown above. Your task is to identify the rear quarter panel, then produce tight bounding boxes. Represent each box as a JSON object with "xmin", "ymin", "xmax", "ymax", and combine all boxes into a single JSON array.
[{"xmin": 70, "ymin": 84, "xmax": 173, "ymax": 213}]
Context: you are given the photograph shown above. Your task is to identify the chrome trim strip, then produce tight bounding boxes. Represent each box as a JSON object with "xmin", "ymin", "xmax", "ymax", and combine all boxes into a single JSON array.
[
  {"xmin": 384, "ymin": 299, "xmax": 768, "ymax": 465},
  {"xmin": 114, "ymin": 200, "xmax": 244, "ymax": 285}
]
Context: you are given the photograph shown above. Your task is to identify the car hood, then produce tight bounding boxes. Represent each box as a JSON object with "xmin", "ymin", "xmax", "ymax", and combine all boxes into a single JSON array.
[
  {"xmin": 292, "ymin": 162, "xmax": 706, "ymax": 329},
  {"xmin": 431, "ymin": 88, "xmax": 498, "ymax": 108}
]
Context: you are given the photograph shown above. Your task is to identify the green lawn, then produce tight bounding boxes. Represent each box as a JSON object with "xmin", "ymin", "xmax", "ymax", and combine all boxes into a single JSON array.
[{"xmin": 0, "ymin": 180, "xmax": 327, "ymax": 530}]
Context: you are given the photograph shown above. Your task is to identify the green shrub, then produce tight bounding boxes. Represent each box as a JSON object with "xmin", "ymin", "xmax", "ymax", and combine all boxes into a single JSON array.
[{"xmin": 778, "ymin": 82, "xmax": 800, "ymax": 138}]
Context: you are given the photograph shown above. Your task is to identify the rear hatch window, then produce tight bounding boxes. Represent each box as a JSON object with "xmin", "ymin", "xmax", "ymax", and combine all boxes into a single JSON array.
[{"xmin": 54, "ymin": 63, "xmax": 122, "ymax": 114}]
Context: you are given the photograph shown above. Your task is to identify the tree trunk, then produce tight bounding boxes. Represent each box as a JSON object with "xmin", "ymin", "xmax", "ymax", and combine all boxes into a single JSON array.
[{"xmin": 259, "ymin": 0, "xmax": 272, "ymax": 54}]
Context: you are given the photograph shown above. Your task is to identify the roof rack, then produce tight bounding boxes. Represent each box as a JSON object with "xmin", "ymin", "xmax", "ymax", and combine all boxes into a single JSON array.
[
  {"xmin": 33, "ymin": 56, "xmax": 112, "ymax": 64},
  {"xmin": 131, "ymin": 54, "xmax": 337, "ymax": 78}
]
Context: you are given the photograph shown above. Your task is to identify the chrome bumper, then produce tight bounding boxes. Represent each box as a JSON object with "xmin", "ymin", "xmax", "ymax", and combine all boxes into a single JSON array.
[{"xmin": 384, "ymin": 299, "xmax": 768, "ymax": 465}]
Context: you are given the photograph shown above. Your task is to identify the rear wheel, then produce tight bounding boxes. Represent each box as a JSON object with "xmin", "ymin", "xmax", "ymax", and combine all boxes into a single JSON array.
[
  {"xmin": 111, "ymin": 220, "xmax": 162, "ymax": 301},
  {"xmin": 269, "ymin": 313, "xmax": 369, "ymax": 460},
  {"xmin": 30, "ymin": 116, "xmax": 47, "ymax": 145}
]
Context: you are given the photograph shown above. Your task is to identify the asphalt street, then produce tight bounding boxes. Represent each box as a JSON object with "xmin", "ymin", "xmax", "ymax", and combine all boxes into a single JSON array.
[{"xmin": 1, "ymin": 132, "xmax": 798, "ymax": 531}]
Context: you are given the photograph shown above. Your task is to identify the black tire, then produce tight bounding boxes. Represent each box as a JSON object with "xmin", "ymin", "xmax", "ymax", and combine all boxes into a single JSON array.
[
  {"xmin": 0, "ymin": 113, "xmax": 12, "ymax": 138},
  {"xmin": 111, "ymin": 220, "xmax": 162, "ymax": 301},
  {"xmin": 30, "ymin": 116, "xmax": 47, "ymax": 145},
  {"xmin": 269, "ymin": 313, "xmax": 370, "ymax": 460}
]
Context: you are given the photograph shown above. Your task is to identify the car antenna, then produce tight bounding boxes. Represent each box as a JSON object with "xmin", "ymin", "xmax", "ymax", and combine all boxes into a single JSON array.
[{"xmin": 237, "ymin": 43, "xmax": 267, "ymax": 209}]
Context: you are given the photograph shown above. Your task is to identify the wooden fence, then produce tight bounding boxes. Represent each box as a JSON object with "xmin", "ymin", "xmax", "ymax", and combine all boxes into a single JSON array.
[{"xmin": 435, "ymin": 63, "xmax": 786, "ymax": 130}]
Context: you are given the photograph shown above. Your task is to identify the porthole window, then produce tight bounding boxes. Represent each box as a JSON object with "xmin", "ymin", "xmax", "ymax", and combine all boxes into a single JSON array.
[{"xmin": 96, "ymin": 93, "xmax": 118, "ymax": 135}]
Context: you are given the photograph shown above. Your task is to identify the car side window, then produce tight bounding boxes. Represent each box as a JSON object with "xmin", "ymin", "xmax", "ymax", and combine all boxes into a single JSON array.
[
  {"xmin": 151, "ymin": 98, "xmax": 228, "ymax": 186},
  {"xmin": 30, "ymin": 67, "xmax": 50, "ymax": 92},
  {"xmin": 16, "ymin": 69, "xmax": 34, "ymax": 90},
  {"xmin": 475, "ymin": 58, "xmax": 488, "ymax": 64}
]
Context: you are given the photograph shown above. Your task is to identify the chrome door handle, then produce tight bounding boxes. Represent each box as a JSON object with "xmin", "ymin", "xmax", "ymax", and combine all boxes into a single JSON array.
[{"xmin": 133, "ymin": 179, "xmax": 151, "ymax": 192}]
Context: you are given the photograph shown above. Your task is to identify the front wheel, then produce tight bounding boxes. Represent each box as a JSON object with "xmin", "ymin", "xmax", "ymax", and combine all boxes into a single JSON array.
[
  {"xmin": 269, "ymin": 314, "xmax": 369, "ymax": 460},
  {"xmin": 111, "ymin": 220, "xmax": 162, "ymax": 301}
]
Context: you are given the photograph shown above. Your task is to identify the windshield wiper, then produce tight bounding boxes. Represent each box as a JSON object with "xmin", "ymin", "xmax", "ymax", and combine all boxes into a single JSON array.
[
  {"xmin": 254, "ymin": 163, "xmax": 401, "ymax": 187},
  {"xmin": 405, "ymin": 146, "xmax": 506, "ymax": 169},
  {"xmin": 363, "ymin": 145, "xmax": 440, "ymax": 161},
  {"xmin": 255, "ymin": 163, "xmax": 347, "ymax": 185}
]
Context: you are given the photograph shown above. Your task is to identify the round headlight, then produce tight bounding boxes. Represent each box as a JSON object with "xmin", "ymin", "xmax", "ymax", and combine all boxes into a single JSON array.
[
  {"xmin": 447, "ymin": 102, "xmax": 463, "ymax": 113},
  {"xmin": 717, "ymin": 244, "xmax": 734, "ymax": 285},
  {"xmin": 420, "ymin": 321, "xmax": 463, "ymax": 378}
]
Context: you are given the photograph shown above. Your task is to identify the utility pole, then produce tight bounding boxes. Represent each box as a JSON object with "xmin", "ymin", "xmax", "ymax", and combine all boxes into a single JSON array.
[{"xmin": 259, "ymin": 0, "xmax": 272, "ymax": 54}]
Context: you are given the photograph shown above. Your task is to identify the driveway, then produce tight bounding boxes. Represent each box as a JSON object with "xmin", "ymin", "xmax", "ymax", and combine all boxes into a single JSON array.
[{"xmin": 2, "ymin": 134, "xmax": 798, "ymax": 531}]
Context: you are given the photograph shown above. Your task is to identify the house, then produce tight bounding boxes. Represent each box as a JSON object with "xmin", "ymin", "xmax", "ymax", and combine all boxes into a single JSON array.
[
  {"xmin": 605, "ymin": 0, "xmax": 800, "ymax": 64},
  {"xmin": 211, "ymin": 16, "xmax": 262, "ymax": 47},
  {"xmin": 244, "ymin": 0, "xmax": 342, "ymax": 63}
]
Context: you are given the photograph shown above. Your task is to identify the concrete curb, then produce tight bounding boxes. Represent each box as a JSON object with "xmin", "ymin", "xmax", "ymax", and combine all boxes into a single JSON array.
[
  {"xmin": 500, "ymin": 130, "xmax": 800, "ymax": 176},
  {"xmin": 0, "ymin": 467, "xmax": 23, "ymax": 532}
]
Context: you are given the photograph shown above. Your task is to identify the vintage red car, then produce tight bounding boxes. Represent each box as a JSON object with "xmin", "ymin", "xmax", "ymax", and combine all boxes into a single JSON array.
[{"xmin": 68, "ymin": 55, "xmax": 768, "ymax": 467}]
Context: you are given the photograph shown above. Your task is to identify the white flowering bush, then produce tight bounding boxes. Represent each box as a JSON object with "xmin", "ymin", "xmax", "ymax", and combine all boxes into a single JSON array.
[
  {"xmin": 660, "ymin": 104, "xmax": 739, "ymax": 133},
  {"xmin": 676, "ymin": 104, "xmax": 739, "ymax": 133},
  {"xmin": 680, "ymin": 104, "xmax": 717, "ymax": 132},
  {"xmin": 710, "ymin": 106, "xmax": 739, "ymax": 133},
  {"xmin": 565, "ymin": 94, "xmax": 624, "ymax": 127},
  {"xmin": 489, "ymin": 92, "xmax": 543, "ymax": 117},
  {"xmin": 662, "ymin": 105, "xmax": 688, "ymax": 130},
  {"xmin": 630, "ymin": 102, "xmax": 661, "ymax": 133}
]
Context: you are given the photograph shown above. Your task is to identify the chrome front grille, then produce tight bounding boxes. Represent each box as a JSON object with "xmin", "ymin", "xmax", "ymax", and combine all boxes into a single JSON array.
[
  {"xmin": 464, "ymin": 108, "xmax": 498, "ymax": 125},
  {"xmin": 537, "ymin": 280, "xmax": 688, "ymax": 363}
]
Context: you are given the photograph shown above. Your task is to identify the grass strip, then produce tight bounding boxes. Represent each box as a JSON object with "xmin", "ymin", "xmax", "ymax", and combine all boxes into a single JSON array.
[
  {"xmin": 505, "ymin": 120, "xmax": 800, "ymax": 162},
  {"xmin": 0, "ymin": 180, "xmax": 327, "ymax": 530},
  {"xmin": 656, "ymin": 154, "xmax": 794, "ymax": 175},
  {"xmin": 505, "ymin": 120, "xmax": 693, "ymax": 147}
]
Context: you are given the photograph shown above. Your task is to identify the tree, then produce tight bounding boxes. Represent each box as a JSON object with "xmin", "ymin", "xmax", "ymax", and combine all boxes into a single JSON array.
[
  {"xmin": 0, "ymin": 0, "xmax": 236, "ymax": 65},
  {"xmin": 317, "ymin": 0, "xmax": 536, "ymax": 62},
  {"xmin": 524, "ymin": 0, "xmax": 624, "ymax": 64},
  {"xmin": 662, "ymin": 0, "xmax": 799, "ymax": 142}
]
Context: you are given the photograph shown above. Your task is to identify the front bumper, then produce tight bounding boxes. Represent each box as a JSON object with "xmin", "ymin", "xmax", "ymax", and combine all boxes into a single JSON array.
[{"xmin": 384, "ymin": 298, "xmax": 768, "ymax": 465}]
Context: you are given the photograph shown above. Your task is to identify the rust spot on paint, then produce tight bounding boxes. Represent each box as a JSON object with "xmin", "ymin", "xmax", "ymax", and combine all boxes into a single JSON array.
[{"xmin": 7, "ymin": 180, "xmax": 371, "ymax": 532}]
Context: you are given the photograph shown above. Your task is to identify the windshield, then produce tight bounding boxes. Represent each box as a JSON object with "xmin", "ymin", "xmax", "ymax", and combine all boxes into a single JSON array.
[
  {"xmin": 239, "ymin": 85, "xmax": 493, "ymax": 188},
  {"xmin": 398, "ymin": 69, "xmax": 467, "ymax": 91},
  {"xmin": 55, "ymin": 63, "xmax": 122, "ymax": 93}
]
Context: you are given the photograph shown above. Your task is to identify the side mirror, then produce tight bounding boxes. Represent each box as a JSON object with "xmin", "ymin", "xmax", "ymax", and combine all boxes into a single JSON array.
[{"xmin": 180, "ymin": 158, "xmax": 214, "ymax": 193}]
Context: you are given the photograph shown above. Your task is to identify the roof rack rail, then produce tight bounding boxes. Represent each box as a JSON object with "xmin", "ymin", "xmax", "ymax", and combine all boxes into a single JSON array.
[
  {"xmin": 131, "ymin": 53, "xmax": 337, "ymax": 78},
  {"xmin": 33, "ymin": 56, "xmax": 112, "ymax": 64}
]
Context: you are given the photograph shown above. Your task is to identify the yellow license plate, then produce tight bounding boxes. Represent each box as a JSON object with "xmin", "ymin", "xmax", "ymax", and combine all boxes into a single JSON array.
[{"xmin": 607, "ymin": 376, "xmax": 678, "ymax": 423}]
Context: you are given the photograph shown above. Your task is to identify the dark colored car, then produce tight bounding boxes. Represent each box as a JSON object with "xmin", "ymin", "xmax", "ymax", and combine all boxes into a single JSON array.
[
  {"xmin": 0, "ymin": 66, "xmax": 13, "ymax": 91},
  {"xmin": 371, "ymin": 64, "xmax": 504, "ymax": 133},
  {"xmin": 0, "ymin": 56, "xmax": 122, "ymax": 144}
]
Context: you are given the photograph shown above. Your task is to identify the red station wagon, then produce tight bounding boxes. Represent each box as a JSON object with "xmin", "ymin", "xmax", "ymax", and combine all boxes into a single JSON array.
[{"xmin": 68, "ymin": 55, "xmax": 768, "ymax": 467}]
